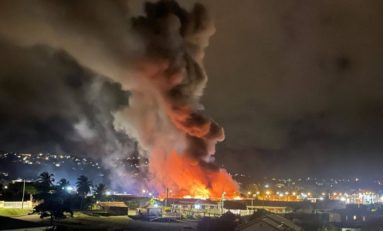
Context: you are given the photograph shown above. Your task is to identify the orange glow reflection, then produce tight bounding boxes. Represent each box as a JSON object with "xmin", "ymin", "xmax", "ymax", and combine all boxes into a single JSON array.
[{"xmin": 150, "ymin": 150, "xmax": 238, "ymax": 200}]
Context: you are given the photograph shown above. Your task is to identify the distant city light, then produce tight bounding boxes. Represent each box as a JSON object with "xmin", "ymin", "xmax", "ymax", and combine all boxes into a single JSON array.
[{"xmin": 2, "ymin": 151, "xmax": 383, "ymax": 206}]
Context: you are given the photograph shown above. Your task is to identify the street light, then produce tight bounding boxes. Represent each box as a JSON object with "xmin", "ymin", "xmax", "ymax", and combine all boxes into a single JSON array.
[
  {"xmin": 251, "ymin": 196, "xmax": 254, "ymax": 207},
  {"xmin": 65, "ymin": 186, "xmax": 74, "ymax": 192},
  {"xmin": 221, "ymin": 192, "xmax": 226, "ymax": 215}
]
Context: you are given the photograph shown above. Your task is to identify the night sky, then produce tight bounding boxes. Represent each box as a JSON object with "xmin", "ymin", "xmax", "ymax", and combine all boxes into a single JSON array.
[
  {"xmin": 201, "ymin": 0, "xmax": 383, "ymax": 178},
  {"xmin": 1, "ymin": 0, "xmax": 383, "ymax": 179}
]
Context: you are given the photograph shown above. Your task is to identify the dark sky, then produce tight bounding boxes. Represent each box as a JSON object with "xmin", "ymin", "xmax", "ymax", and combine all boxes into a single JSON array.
[
  {"xmin": 200, "ymin": 0, "xmax": 383, "ymax": 178},
  {"xmin": 1, "ymin": 0, "xmax": 383, "ymax": 179}
]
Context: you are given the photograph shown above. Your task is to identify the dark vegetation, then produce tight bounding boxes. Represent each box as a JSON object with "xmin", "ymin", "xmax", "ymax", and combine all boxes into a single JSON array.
[{"xmin": 0, "ymin": 171, "xmax": 106, "ymax": 224}]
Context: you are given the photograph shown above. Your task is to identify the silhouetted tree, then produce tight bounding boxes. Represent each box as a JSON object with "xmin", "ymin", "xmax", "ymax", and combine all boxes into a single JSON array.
[
  {"xmin": 94, "ymin": 183, "xmax": 107, "ymax": 200},
  {"xmin": 76, "ymin": 175, "xmax": 92, "ymax": 210},
  {"xmin": 37, "ymin": 172, "xmax": 55, "ymax": 193},
  {"xmin": 0, "ymin": 183, "xmax": 3, "ymax": 197},
  {"xmin": 57, "ymin": 178, "xmax": 70, "ymax": 189},
  {"xmin": 34, "ymin": 194, "xmax": 73, "ymax": 224},
  {"xmin": 76, "ymin": 175, "xmax": 91, "ymax": 197},
  {"xmin": 25, "ymin": 184, "xmax": 38, "ymax": 198},
  {"xmin": 2, "ymin": 182, "xmax": 37, "ymax": 200}
]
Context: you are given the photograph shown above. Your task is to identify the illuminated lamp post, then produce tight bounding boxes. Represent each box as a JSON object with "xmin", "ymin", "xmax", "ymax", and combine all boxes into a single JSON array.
[
  {"xmin": 221, "ymin": 192, "xmax": 226, "ymax": 215},
  {"xmin": 21, "ymin": 179, "xmax": 26, "ymax": 209},
  {"xmin": 247, "ymin": 191, "xmax": 253, "ymax": 208},
  {"xmin": 264, "ymin": 191, "xmax": 271, "ymax": 209},
  {"xmin": 165, "ymin": 187, "xmax": 169, "ymax": 207},
  {"xmin": 265, "ymin": 190, "xmax": 271, "ymax": 198}
]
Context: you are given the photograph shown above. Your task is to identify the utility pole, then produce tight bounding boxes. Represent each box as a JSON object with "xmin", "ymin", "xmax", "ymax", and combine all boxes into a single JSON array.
[
  {"xmin": 221, "ymin": 192, "xmax": 226, "ymax": 215},
  {"xmin": 165, "ymin": 187, "xmax": 169, "ymax": 207},
  {"xmin": 21, "ymin": 179, "xmax": 26, "ymax": 209}
]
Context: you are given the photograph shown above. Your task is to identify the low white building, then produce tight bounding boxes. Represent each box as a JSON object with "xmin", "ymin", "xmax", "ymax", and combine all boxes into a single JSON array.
[
  {"xmin": 169, "ymin": 199, "xmax": 221, "ymax": 217},
  {"xmin": 0, "ymin": 200, "xmax": 33, "ymax": 209}
]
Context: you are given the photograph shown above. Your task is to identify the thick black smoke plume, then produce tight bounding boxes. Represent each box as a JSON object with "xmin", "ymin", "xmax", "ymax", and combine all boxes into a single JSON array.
[{"xmin": 0, "ymin": 0, "xmax": 238, "ymax": 195}]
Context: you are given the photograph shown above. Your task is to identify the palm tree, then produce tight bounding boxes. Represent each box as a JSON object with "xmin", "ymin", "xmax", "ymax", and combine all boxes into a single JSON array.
[
  {"xmin": 94, "ymin": 184, "xmax": 107, "ymax": 200},
  {"xmin": 58, "ymin": 178, "xmax": 70, "ymax": 189},
  {"xmin": 57, "ymin": 178, "xmax": 71, "ymax": 194},
  {"xmin": 76, "ymin": 175, "xmax": 92, "ymax": 197},
  {"xmin": 37, "ymin": 172, "xmax": 54, "ymax": 193}
]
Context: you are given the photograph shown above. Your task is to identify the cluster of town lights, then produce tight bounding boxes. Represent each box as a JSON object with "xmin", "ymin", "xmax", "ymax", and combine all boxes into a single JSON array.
[
  {"xmin": 242, "ymin": 190, "xmax": 383, "ymax": 204},
  {"xmin": 3, "ymin": 182, "xmax": 383, "ymax": 205}
]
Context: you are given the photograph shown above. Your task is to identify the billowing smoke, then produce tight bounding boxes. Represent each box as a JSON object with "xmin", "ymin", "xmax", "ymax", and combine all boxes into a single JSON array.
[
  {"xmin": 0, "ymin": 0, "xmax": 238, "ymax": 197},
  {"xmin": 0, "ymin": 38, "xmax": 139, "ymax": 190}
]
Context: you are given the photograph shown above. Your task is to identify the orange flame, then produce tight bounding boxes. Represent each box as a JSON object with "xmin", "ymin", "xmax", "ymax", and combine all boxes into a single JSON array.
[{"xmin": 150, "ymin": 150, "xmax": 238, "ymax": 200}]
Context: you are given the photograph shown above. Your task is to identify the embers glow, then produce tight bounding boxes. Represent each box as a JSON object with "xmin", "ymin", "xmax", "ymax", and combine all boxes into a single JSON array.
[{"xmin": 151, "ymin": 150, "xmax": 238, "ymax": 200}]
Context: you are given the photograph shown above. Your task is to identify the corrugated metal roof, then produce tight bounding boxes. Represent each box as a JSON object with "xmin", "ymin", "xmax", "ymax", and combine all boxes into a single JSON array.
[{"xmin": 237, "ymin": 214, "xmax": 303, "ymax": 231}]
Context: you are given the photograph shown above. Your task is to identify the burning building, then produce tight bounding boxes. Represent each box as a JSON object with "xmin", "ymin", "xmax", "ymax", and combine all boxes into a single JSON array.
[{"xmin": 115, "ymin": 0, "xmax": 239, "ymax": 199}]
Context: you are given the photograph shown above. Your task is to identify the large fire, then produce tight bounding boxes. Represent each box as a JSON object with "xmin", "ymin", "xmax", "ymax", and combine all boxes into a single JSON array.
[
  {"xmin": 150, "ymin": 150, "xmax": 239, "ymax": 200},
  {"xmin": 0, "ymin": 0, "xmax": 240, "ymax": 197},
  {"xmin": 112, "ymin": 1, "xmax": 240, "ymax": 198}
]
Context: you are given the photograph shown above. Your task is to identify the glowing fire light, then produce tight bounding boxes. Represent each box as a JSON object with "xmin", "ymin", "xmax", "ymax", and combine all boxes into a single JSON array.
[{"xmin": 151, "ymin": 150, "xmax": 238, "ymax": 200}]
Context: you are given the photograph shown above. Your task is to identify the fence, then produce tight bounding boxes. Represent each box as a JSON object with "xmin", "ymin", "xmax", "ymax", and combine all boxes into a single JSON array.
[{"xmin": 0, "ymin": 200, "xmax": 33, "ymax": 209}]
